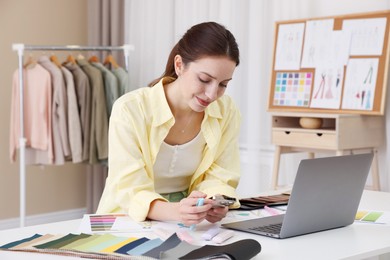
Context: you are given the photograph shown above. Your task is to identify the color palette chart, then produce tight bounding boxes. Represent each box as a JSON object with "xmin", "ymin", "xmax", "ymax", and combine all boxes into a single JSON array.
[
  {"xmin": 89, "ymin": 214, "xmax": 125, "ymax": 232},
  {"xmin": 273, "ymin": 72, "xmax": 312, "ymax": 107}
]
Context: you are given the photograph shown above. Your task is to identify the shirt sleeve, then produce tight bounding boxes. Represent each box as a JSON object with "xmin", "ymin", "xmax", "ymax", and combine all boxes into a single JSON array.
[{"xmin": 97, "ymin": 96, "xmax": 167, "ymax": 221}]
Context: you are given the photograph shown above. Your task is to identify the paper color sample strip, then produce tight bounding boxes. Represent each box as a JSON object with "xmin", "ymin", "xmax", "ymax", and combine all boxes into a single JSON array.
[
  {"xmin": 89, "ymin": 214, "xmax": 125, "ymax": 232},
  {"xmin": 273, "ymin": 72, "xmax": 312, "ymax": 107}
]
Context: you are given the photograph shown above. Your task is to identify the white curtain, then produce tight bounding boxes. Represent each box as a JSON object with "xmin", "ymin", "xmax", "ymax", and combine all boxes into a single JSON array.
[{"xmin": 124, "ymin": 0, "xmax": 390, "ymax": 194}]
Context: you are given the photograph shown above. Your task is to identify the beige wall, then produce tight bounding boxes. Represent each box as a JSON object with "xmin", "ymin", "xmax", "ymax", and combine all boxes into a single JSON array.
[{"xmin": 0, "ymin": 0, "xmax": 88, "ymax": 219}]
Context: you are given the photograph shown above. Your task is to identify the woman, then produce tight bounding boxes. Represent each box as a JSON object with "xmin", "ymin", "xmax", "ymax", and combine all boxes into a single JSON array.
[{"xmin": 97, "ymin": 21, "xmax": 241, "ymax": 226}]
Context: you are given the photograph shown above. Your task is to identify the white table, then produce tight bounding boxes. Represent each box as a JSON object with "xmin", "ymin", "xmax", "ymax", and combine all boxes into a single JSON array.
[{"xmin": 0, "ymin": 190, "xmax": 389, "ymax": 260}]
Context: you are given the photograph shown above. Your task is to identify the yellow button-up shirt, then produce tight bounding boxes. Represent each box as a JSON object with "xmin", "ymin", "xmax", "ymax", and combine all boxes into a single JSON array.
[{"xmin": 97, "ymin": 77, "xmax": 241, "ymax": 221}]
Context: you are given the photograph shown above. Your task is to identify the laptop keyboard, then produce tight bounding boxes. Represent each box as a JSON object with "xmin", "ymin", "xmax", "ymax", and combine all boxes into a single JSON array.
[{"xmin": 249, "ymin": 223, "xmax": 282, "ymax": 234}]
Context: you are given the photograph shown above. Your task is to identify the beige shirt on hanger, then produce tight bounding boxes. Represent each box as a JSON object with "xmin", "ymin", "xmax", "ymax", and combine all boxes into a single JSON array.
[
  {"xmin": 64, "ymin": 62, "xmax": 92, "ymax": 163},
  {"xmin": 38, "ymin": 56, "xmax": 70, "ymax": 165},
  {"xmin": 61, "ymin": 66, "xmax": 83, "ymax": 163}
]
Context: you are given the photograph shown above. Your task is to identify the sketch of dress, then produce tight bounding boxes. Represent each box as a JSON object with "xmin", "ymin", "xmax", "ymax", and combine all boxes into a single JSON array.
[
  {"xmin": 314, "ymin": 73, "xmax": 326, "ymax": 99},
  {"xmin": 362, "ymin": 63, "xmax": 373, "ymax": 107},
  {"xmin": 325, "ymin": 71, "xmax": 333, "ymax": 99},
  {"xmin": 365, "ymin": 90, "xmax": 372, "ymax": 109},
  {"xmin": 336, "ymin": 68, "xmax": 342, "ymax": 88},
  {"xmin": 364, "ymin": 63, "xmax": 373, "ymax": 84}
]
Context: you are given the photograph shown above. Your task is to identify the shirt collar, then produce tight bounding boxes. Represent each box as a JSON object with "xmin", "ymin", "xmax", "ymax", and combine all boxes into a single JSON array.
[
  {"xmin": 149, "ymin": 77, "xmax": 175, "ymax": 127},
  {"xmin": 76, "ymin": 58, "xmax": 89, "ymax": 66},
  {"xmin": 206, "ymin": 98, "xmax": 223, "ymax": 119}
]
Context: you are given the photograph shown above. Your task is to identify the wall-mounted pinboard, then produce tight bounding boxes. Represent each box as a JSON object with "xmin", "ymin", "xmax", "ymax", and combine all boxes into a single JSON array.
[{"xmin": 268, "ymin": 10, "xmax": 390, "ymax": 115}]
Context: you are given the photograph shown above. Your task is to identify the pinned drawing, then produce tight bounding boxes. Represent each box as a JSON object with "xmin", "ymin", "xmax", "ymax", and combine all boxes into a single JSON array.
[
  {"xmin": 301, "ymin": 19, "xmax": 335, "ymax": 68},
  {"xmin": 343, "ymin": 18, "xmax": 386, "ymax": 56},
  {"xmin": 342, "ymin": 58, "xmax": 379, "ymax": 110},
  {"xmin": 302, "ymin": 20, "xmax": 351, "ymax": 68},
  {"xmin": 274, "ymin": 23, "xmax": 305, "ymax": 70},
  {"xmin": 329, "ymin": 30, "xmax": 351, "ymax": 66},
  {"xmin": 310, "ymin": 65, "xmax": 344, "ymax": 109}
]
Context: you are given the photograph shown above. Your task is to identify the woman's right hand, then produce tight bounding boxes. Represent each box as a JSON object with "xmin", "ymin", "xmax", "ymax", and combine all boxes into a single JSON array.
[{"xmin": 178, "ymin": 191, "xmax": 212, "ymax": 226}]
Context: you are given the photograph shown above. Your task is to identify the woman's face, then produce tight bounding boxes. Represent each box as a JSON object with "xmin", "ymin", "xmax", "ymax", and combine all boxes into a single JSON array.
[{"xmin": 176, "ymin": 55, "xmax": 236, "ymax": 112}]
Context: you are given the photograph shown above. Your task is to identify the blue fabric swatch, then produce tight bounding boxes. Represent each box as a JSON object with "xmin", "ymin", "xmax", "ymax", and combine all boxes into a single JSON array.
[
  {"xmin": 127, "ymin": 238, "xmax": 163, "ymax": 256},
  {"xmin": 114, "ymin": 237, "xmax": 149, "ymax": 255}
]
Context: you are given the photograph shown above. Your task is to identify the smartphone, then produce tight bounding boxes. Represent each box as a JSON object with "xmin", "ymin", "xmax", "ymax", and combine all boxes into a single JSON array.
[{"xmin": 210, "ymin": 195, "xmax": 236, "ymax": 208}]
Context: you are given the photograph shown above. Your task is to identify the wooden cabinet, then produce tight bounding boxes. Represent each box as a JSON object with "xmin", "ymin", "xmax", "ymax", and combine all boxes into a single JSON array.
[{"xmin": 271, "ymin": 112, "xmax": 384, "ymax": 190}]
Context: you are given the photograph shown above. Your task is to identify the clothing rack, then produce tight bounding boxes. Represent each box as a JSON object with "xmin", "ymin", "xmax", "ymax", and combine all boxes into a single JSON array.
[{"xmin": 12, "ymin": 43, "xmax": 135, "ymax": 227}]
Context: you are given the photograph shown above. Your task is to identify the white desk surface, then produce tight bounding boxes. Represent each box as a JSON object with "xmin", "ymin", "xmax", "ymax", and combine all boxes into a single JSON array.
[{"xmin": 0, "ymin": 190, "xmax": 389, "ymax": 260}]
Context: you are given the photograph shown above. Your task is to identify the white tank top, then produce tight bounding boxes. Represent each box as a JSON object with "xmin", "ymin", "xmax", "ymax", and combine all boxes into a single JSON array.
[{"xmin": 153, "ymin": 133, "xmax": 206, "ymax": 194}]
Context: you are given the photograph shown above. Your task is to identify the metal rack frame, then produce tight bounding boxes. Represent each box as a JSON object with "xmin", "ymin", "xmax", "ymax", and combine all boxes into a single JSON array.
[{"xmin": 12, "ymin": 43, "xmax": 134, "ymax": 227}]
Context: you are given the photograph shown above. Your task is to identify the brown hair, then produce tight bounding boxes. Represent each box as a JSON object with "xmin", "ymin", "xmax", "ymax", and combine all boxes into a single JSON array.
[{"xmin": 149, "ymin": 21, "xmax": 240, "ymax": 86}]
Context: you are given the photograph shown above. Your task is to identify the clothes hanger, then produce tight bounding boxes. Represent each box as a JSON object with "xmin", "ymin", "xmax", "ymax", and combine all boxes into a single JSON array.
[
  {"xmin": 104, "ymin": 54, "xmax": 119, "ymax": 69},
  {"xmin": 23, "ymin": 54, "xmax": 37, "ymax": 69},
  {"xmin": 77, "ymin": 52, "xmax": 85, "ymax": 60},
  {"xmin": 63, "ymin": 54, "xmax": 76, "ymax": 65},
  {"xmin": 50, "ymin": 54, "xmax": 62, "ymax": 68},
  {"xmin": 88, "ymin": 54, "xmax": 99, "ymax": 63}
]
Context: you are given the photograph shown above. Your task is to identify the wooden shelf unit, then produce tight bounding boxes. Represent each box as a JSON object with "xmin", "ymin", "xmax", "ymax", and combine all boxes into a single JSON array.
[{"xmin": 271, "ymin": 112, "xmax": 385, "ymax": 190}]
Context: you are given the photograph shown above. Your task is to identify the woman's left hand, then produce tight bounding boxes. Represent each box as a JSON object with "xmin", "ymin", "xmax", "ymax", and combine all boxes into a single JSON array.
[{"xmin": 205, "ymin": 206, "xmax": 229, "ymax": 223}]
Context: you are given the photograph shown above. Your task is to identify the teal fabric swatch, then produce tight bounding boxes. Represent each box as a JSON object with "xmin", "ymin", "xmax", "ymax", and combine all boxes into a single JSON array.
[{"xmin": 0, "ymin": 234, "xmax": 42, "ymax": 249}]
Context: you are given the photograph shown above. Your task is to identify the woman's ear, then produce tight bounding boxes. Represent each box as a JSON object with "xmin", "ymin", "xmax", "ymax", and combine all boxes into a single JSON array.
[{"xmin": 174, "ymin": 55, "xmax": 183, "ymax": 76}]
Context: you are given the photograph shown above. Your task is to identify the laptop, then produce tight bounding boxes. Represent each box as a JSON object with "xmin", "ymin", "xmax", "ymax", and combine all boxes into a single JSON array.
[{"xmin": 222, "ymin": 153, "xmax": 373, "ymax": 239}]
